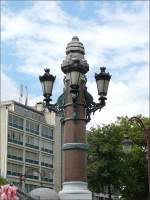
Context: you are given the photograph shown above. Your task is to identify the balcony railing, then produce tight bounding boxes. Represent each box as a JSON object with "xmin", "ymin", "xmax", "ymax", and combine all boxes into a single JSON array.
[
  {"xmin": 7, "ymin": 154, "xmax": 23, "ymax": 161},
  {"xmin": 26, "ymin": 143, "xmax": 39, "ymax": 150},
  {"xmin": 8, "ymin": 138, "xmax": 23, "ymax": 145},
  {"xmin": 41, "ymin": 162, "xmax": 53, "ymax": 168},
  {"xmin": 41, "ymin": 134, "xmax": 53, "ymax": 140},
  {"xmin": 7, "ymin": 171, "xmax": 22, "ymax": 177},
  {"xmin": 41, "ymin": 147, "xmax": 53, "ymax": 154},
  {"xmin": 25, "ymin": 159, "xmax": 39, "ymax": 165},
  {"xmin": 26, "ymin": 128, "xmax": 39, "ymax": 135},
  {"xmin": 25, "ymin": 174, "xmax": 39, "ymax": 180},
  {"xmin": 41, "ymin": 177, "xmax": 53, "ymax": 182},
  {"xmin": 8, "ymin": 122, "xmax": 23, "ymax": 130}
]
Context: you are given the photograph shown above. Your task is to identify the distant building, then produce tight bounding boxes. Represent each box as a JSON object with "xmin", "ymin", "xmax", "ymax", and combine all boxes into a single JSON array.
[{"xmin": 0, "ymin": 100, "xmax": 62, "ymax": 193}]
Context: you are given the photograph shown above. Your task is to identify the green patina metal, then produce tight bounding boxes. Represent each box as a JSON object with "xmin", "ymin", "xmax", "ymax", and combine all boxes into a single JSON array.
[
  {"xmin": 84, "ymin": 87, "xmax": 106, "ymax": 122},
  {"xmin": 55, "ymin": 90, "xmax": 66, "ymax": 121},
  {"xmin": 84, "ymin": 89, "xmax": 94, "ymax": 105},
  {"xmin": 63, "ymin": 143, "xmax": 89, "ymax": 150},
  {"xmin": 56, "ymin": 91, "xmax": 66, "ymax": 107}
]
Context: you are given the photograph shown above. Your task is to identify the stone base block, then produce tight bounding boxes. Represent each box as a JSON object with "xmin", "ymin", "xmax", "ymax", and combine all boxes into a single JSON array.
[{"xmin": 59, "ymin": 181, "xmax": 92, "ymax": 200}]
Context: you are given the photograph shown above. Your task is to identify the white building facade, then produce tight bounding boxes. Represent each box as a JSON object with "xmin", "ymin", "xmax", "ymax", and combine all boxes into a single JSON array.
[{"xmin": 0, "ymin": 100, "xmax": 61, "ymax": 193}]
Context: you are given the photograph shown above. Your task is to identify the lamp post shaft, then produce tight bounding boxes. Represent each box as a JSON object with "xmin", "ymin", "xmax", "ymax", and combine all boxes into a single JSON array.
[
  {"xmin": 59, "ymin": 36, "xmax": 92, "ymax": 199},
  {"xmin": 145, "ymin": 127, "xmax": 150, "ymax": 195},
  {"xmin": 63, "ymin": 79, "xmax": 87, "ymax": 182}
]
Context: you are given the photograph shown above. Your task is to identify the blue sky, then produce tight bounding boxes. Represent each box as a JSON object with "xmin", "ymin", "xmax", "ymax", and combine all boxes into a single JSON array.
[{"xmin": 1, "ymin": 0, "xmax": 149, "ymax": 127}]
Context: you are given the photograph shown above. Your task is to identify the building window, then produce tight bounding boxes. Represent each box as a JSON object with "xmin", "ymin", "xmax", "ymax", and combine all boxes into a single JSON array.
[
  {"xmin": 25, "ymin": 135, "xmax": 39, "ymax": 149},
  {"xmin": 7, "ymin": 146, "xmax": 23, "ymax": 161},
  {"xmin": 41, "ymin": 154, "xmax": 53, "ymax": 168},
  {"xmin": 41, "ymin": 140, "xmax": 53, "ymax": 154},
  {"xmin": 8, "ymin": 130, "xmax": 23, "ymax": 145},
  {"xmin": 41, "ymin": 168, "xmax": 53, "ymax": 182},
  {"xmin": 41, "ymin": 125, "xmax": 53, "ymax": 139},
  {"xmin": 25, "ymin": 167, "xmax": 39, "ymax": 180},
  {"xmin": 26, "ymin": 120, "xmax": 39, "ymax": 135},
  {"xmin": 8, "ymin": 114, "xmax": 23, "ymax": 130},
  {"xmin": 7, "ymin": 162, "xmax": 22, "ymax": 177},
  {"xmin": 25, "ymin": 151, "xmax": 39, "ymax": 165}
]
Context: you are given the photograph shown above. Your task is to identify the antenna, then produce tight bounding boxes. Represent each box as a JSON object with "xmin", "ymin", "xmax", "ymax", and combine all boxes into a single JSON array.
[
  {"xmin": 19, "ymin": 84, "xmax": 23, "ymax": 103},
  {"xmin": 25, "ymin": 86, "xmax": 28, "ymax": 106}
]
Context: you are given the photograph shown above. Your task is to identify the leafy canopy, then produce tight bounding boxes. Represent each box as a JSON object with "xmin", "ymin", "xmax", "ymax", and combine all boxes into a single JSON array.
[{"xmin": 87, "ymin": 115, "xmax": 150, "ymax": 200}]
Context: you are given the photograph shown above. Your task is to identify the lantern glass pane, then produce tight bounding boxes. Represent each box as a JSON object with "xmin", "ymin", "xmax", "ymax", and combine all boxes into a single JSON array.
[
  {"xmin": 96, "ymin": 79, "xmax": 104, "ymax": 95},
  {"xmin": 103, "ymin": 79, "xmax": 110, "ymax": 96},
  {"xmin": 42, "ymin": 80, "xmax": 53, "ymax": 97},
  {"xmin": 122, "ymin": 144, "xmax": 132, "ymax": 154},
  {"xmin": 70, "ymin": 71, "xmax": 81, "ymax": 86}
]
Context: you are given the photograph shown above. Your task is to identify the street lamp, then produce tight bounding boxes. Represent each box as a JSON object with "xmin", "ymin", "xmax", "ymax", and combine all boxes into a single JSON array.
[
  {"xmin": 121, "ymin": 136, "xmax": 132, "ymax": 154},
  {"xmin": 122, "ymin": 116, "xmax": 150, "ymax": 195},
  {"xmin": 39, "ymin": 36, "xmax": 111, "ymax": 200},
  {"xmin": 39, "ymin": 68, "xmax": 56, "ymax": 104}
]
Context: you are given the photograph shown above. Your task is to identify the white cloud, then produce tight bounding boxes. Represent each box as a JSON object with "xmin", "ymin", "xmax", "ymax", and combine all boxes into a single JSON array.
[
  {"xmin": 1, "ymin": 1, "xmax": 149, "ymax": 126},
  {"xmin": 0, "ymin": 69, "xmax": 44, "ymax": 107},
  {"xmin": 1, "ymin": 71, "xmax": 19, "ymax": 101}
]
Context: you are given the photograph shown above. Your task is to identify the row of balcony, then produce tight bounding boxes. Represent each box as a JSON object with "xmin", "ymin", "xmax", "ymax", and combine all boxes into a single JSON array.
[
  {"xmin": 25, "ymin": 159, "xmax": 39, "ymax": 165},
  {"xmin": 25, "ymin": 143, "xmax": 39, "ymax": 149},
  {"xmin": 41, "ymin": 147, "xmax": 53, "ymax": 154},
  {"xmin": 26, "ymin": 128, "xmax": 39, "ymax": 135},
  {"xmin": 41, "ymin": 162, "xmax": 53, "ymax": 168},
  {"xmin": 25, "ymin": 174, "xmax": 39, "ymax": 180},
  {"xmin": 7, "ymin": 171, "xmax": 53, "ymax": 182},
  {"xmin": 8, "ymin": 138, "xmax": 23, "ymax": 145},
  {"xmin": 8, "ymin": 123, "xmax": 53, "ymax": 140},
  {"xmin": 41, "ymin": 177, "xmax": 53, "ymax": 182},
  {"xmin": 8, "ymin": 141, "xmax": 53, "ymax": 151},
  {"xmin": 8, "ymin": 122, "xmax": 23, "ymax": 130},
  {"xmin": 8, "ymin": 139, "xmax": 53, "ymax": 154},
  {"xmin": 7, "ymin": 170, "xmax": 22, "ymax": 177},
  {"xmin": 41, "ymin": 134, "xmax": 53, "ymax": 140},
  {"xmin": 7, "ymin": 154, "xmax": 23, "ymax": 161},
  {"xmin": 8, "ymin": 140, "xmax": 53, "ymax": 153},
  {"xmin": 7, "ymin": 155, "xmax": 53, "ymax": 168}
]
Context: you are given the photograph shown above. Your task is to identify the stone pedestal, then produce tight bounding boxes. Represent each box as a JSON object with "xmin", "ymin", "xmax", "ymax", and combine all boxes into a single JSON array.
[{"xmin": 59, "ymin": 182, "xmax": 92, "ymax": 200}]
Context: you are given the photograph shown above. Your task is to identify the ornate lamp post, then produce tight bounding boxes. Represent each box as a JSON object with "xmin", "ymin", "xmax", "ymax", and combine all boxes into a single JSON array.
[
  {"xmin": 39, "ymin": 36, "xmax": 111, "ymax": 200},
  {"xmin": 122, "ymin": 116, "xmax": 150, "ymax": 195}
]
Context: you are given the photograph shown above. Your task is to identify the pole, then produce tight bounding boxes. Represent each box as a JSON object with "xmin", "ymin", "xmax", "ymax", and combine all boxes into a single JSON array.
[
  {"xmin": 108, "ymin": 184, "xmax": 112, "ymax": 200},
  {"xmin": 145, "ymin": 127, "xmax": 150, "ymax": 195},
  {"xmin": 59, "ymin": 36, "xmax": 92, "ymax": 200}
]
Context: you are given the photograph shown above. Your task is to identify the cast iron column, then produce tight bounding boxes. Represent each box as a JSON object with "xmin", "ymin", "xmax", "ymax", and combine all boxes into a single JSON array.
[
  {"xmin": 145, "ymin": 127, "xmax": 150, "ymax": 195},
  {"xmin": 59, "ymin": 36, "xmax": 92, "ymax": 200}
]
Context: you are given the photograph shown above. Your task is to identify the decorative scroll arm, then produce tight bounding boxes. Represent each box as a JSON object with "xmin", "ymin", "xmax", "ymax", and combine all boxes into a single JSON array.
[
  {"xmin": 126, "ymin": 116, "xmax": 145, "ymax": 132},
  {"xmin": 43, "ymin": 91, "xmax": 66, "ymax": 121},
  {"xmin": 84, "ymin": 88, "xmax": 106, "ymax": 122}
]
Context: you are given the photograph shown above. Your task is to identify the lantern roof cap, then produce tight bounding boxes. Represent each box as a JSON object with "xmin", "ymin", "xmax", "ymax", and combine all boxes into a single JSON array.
[
  {"xmin": 66, "ymin": 35, "xmax": 85, "ymax": 55},
  {"xmin": 61, "ymin": 36, "xmax": 89, "ymax": 74}
]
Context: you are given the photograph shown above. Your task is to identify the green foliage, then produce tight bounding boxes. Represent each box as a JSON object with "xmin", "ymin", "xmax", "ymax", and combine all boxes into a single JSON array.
[
  {"xmin": 87, "ymin": 115, "xmax": 150, "ymax": 200},
  {"xmin": 0, "ymin": 176, "xmax": 8, "ymax": 186}
]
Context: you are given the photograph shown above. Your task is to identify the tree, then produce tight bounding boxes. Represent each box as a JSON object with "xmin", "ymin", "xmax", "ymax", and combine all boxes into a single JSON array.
[
  {"xmin": 87, "ymin": 123, "xmax": 123, "ymax": 199},
  {"xmin": 0, "ymin": 176, "xmax": 8, "ymax": 186},
  {"xmin": 87, "ymin": 115, "xmax": 150, "ymax": 200},
  {"xmin": 119, "ymin": 115, "xmax": 149, "ymax": 200}
]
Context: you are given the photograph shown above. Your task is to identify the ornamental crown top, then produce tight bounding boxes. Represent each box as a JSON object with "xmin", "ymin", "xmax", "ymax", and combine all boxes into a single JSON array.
[
  {"xmin": 61, "ymin": 36, "xmax": 89, "ymax": 74},
  {"xmin": 66, "ymin": 35, "xmax": 85, "ymax": 55}
]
